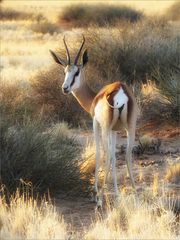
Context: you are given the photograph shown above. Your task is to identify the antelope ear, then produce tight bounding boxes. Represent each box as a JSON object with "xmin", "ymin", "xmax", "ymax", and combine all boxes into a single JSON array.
[
  {"xmin": 49, "ymin": 50, "xmax": 66, "ymax": 66},
  {"xmin": 82, "ymin": 49, "xmax": 88, "ymax": 67}
]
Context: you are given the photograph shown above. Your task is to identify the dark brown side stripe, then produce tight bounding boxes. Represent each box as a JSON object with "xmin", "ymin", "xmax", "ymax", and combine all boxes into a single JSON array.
[{"xmin": 90, "ymin": 82, "xmax": 121, "ymax": 117}]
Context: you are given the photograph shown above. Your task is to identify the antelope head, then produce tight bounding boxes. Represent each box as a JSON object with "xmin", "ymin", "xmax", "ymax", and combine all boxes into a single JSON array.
[{"xmin": 50, "ymin": 35, "xmax": 88, "ymax": 94}]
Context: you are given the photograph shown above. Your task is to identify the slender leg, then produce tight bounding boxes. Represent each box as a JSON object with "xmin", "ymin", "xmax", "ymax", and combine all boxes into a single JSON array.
[
  {"xmin": 126, "ymin": 126, "xmax": 136, "ymax": 190},
  {"xmin": 97, "ymin": 130, "xmax": 111, "ymax": 208},
  {"xmin": 93, "ymin": 117, "xmax": 100, "ymax": 202},
  {"xmin": 111, "ymin": 131, "xmax": 119, "ymax": 196}
]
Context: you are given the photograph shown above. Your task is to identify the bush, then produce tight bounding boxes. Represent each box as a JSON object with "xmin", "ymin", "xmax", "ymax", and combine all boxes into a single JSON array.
[
  {"xmin": 0, "ymin": 7, "xmax": 33, "ymax": 20},
  {"xmin": 59, "ymin": 4, "xmax": 143, "ymax": 27},
  {"xmin": 30, "ymin": 19, "xmax": 60, "ymax": 34},
  {"xmin": 31, "ymin": 66, "xmax": 90, "ymax": 126},
  {"xmin": 0, "ymin": 119, "xmax": 91, "ymax": 195},
  {"xmin": 0, "ymin": 81, "xmax": 37, "ymax": 124},
  {"xmin": 165, "ymin": 2, "xmax": 180, "ymax": 21},
  {"xmin": 152, "ymin": 64, "xmax": 180, "ymax": 122},
  {"xmin": 84, "ymin": 17, "xmax": 179, "ymax": 86}
]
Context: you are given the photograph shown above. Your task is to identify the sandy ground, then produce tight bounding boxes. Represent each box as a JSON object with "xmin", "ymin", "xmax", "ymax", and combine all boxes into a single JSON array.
[{"xmin": 54, "ymin": 122, "xmax": 180, "ymax": 234}]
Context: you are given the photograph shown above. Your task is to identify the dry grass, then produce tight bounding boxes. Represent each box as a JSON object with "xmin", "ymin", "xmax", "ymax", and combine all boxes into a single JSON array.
[
  {"xmin": 0, "ymin": 186, "xmax": 178, "ymax": 240},
  {"xmin": 165, "ymin": 2, "xmax": 180, "ymax": 21},
  {"xmin": 166, "ymin": 163, "xmax": 180, "ymax": 185},
  {"xmin": 0, "ymin": 189, "xmax": 67, "ymax": 240},
  {"xmin": 86, "ymin": 192, "xmax": 179, "ymax": 239},
  {"xmin": 81, "ymin": 143, "xmax": 96, "ymax": 175}
]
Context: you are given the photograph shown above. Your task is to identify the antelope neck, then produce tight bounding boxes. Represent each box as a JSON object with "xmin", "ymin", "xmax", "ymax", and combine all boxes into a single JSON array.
[{"xmin": 72, "ymin": 80, "xmax": 96, "ymax": 113}]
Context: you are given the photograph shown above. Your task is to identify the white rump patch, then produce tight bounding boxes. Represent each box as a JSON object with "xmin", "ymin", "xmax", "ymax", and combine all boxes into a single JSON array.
[{"xmin": 113, "ymin": 88, "xmax": 128, "ymax": 108}]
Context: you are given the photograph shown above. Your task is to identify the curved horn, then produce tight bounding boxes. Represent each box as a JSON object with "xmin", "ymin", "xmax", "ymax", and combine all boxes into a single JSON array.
[
  {"xmin": 74, "ymin": 35, "xmax": 85, "ymax": 65},
  {"xmin": 63, "ymin": 35, "xmax": 70, "ymax": 65}
]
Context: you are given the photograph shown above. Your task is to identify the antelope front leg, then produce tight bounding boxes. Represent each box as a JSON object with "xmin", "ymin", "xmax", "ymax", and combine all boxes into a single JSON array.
[{"xmin": 93, "ymin": 118, "xmax": 100, "ymax": 203}]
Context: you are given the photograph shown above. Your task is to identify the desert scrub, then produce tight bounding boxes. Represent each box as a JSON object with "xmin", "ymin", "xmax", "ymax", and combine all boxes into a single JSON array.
[
  {"xmin": 165, "ymin": 1, "xmax": 180, "ymax": 21},
  {"xmin": 84, "ymin": 17, "xmax": 180, "ymax": 85},
  {"xmin": 31, "ymin": 66, "xmax": 90, "ymax": 126},
  {"xmin": 30, "ymin": 17, "xmax": 60, "ymax": 34},
  {"xmin": 0, "ymin": 7, "xmax": 33, "ymax": 20},
  {"xmin": 59, "ymin": 4, "xmax": 143, "ymax": 27},
  {"xmin": 0, "ymin": 119, "xmax": 91, "ymax": 195},
  {"xmin": 0, "ymin": 189, "xmax": 68, "ymax": 239},
  {"xmin": 152, "ymin": 65, "xmax": 180, "ymax": 122},
  {"xmin": 0, "ymin": 80, "xmax": 38, "ymax": 124}
]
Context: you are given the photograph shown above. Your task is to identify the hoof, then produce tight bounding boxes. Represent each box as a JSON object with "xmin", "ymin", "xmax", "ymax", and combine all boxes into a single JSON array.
[
  {"xmin": 95, "ymin": 198, "xmax": 103, "ymax": 211},
  {"xmin": 91, "ymin": 195, "xmax": 98, "ymax": 203},
  {"xmin": 91, "ymin": 187, "xmax": 98, "ymax": 203}
]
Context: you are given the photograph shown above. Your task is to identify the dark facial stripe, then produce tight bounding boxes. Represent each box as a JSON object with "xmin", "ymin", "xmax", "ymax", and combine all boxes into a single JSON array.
[{"xmin": 70, "ymin": 69, "xmax": 79, "ymax": 87}]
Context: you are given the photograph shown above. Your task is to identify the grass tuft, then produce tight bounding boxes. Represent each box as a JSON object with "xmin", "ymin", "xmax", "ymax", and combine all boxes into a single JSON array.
[
  {"xmin": 152, "ymin": 65, "xmax": 180, "ymax": 122},
  {"xmin": 86, "ymin": 193, "xmax": 178, "ymax": 239},
  {"xmin": 166, "ymin": 163, "xmax": 180, "ymax": 185},
  {"xmin": 0, "ymin": 189, "xmax": 67, "ymax": 239}
]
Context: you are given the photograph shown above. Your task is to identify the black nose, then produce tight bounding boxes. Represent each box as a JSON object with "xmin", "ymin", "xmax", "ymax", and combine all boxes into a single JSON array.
[
  {"xmin": 62, "ymin": 86, "xmax": 69, "ymax": 94},
  {"xmin": 63, "ymin": 86, "xmax": 68, "ymax": 91}
]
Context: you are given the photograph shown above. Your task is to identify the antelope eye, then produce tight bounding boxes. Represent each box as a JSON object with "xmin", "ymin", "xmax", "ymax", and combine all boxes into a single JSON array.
[{"xmin": 75, "ymin": 69, "xmax": 80, "ymax": 77}]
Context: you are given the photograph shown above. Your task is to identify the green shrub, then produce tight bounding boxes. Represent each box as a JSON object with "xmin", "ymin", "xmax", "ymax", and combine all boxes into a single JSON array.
[
  {"xmin": 0, "ymin": 119, "xmax": 91, "ymax": 196},
  {"xmin": 152, "ymin": 65, "xmax": 180, "ymax": 122},
  {"xmin": 59, "ymin": 4, "xmax": 143, "ymax": 27}
]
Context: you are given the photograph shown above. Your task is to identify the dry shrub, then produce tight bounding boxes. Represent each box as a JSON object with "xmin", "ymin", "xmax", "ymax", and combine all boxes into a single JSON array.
[
  {"xmin": 0, "ymin": 7, "xmax": 33, "ymax": 20},
  {"xmin": 0, "ymin": 81, "xmax": 37, "ymax": 124},
  {"xmin": 84, "ymin": 17, "xmax": 179, "ymax": 86},
  {"xmin": 139, "ymin": 135, "xmax": 161, "ymax": 154},
  {"xmin": 166, "ymin": 163, "xmax": 180, "ymax": 185},
  {"xmin": 165, "ymin": 2, "xmax": 180, "ymax": 21},
  {"xmin": 59, "ymin": 4, "xmax": 143, "ymax": 27},
  {"xmin": 30, "ymin": 18, "xmax": 60, "ymax": 34},
  {"xmin": 31, "ymin": 66, "xmax": 90, "ymax": 126},
  {"xmin": 0, "ymin": 189, "xmax": 67, "ymax": 239}
]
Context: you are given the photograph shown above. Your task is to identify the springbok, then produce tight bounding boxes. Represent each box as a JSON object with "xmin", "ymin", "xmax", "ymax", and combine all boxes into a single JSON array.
[{"xmin": 50, "ymin": 35, "xmax": 138, "ymax": 207}]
